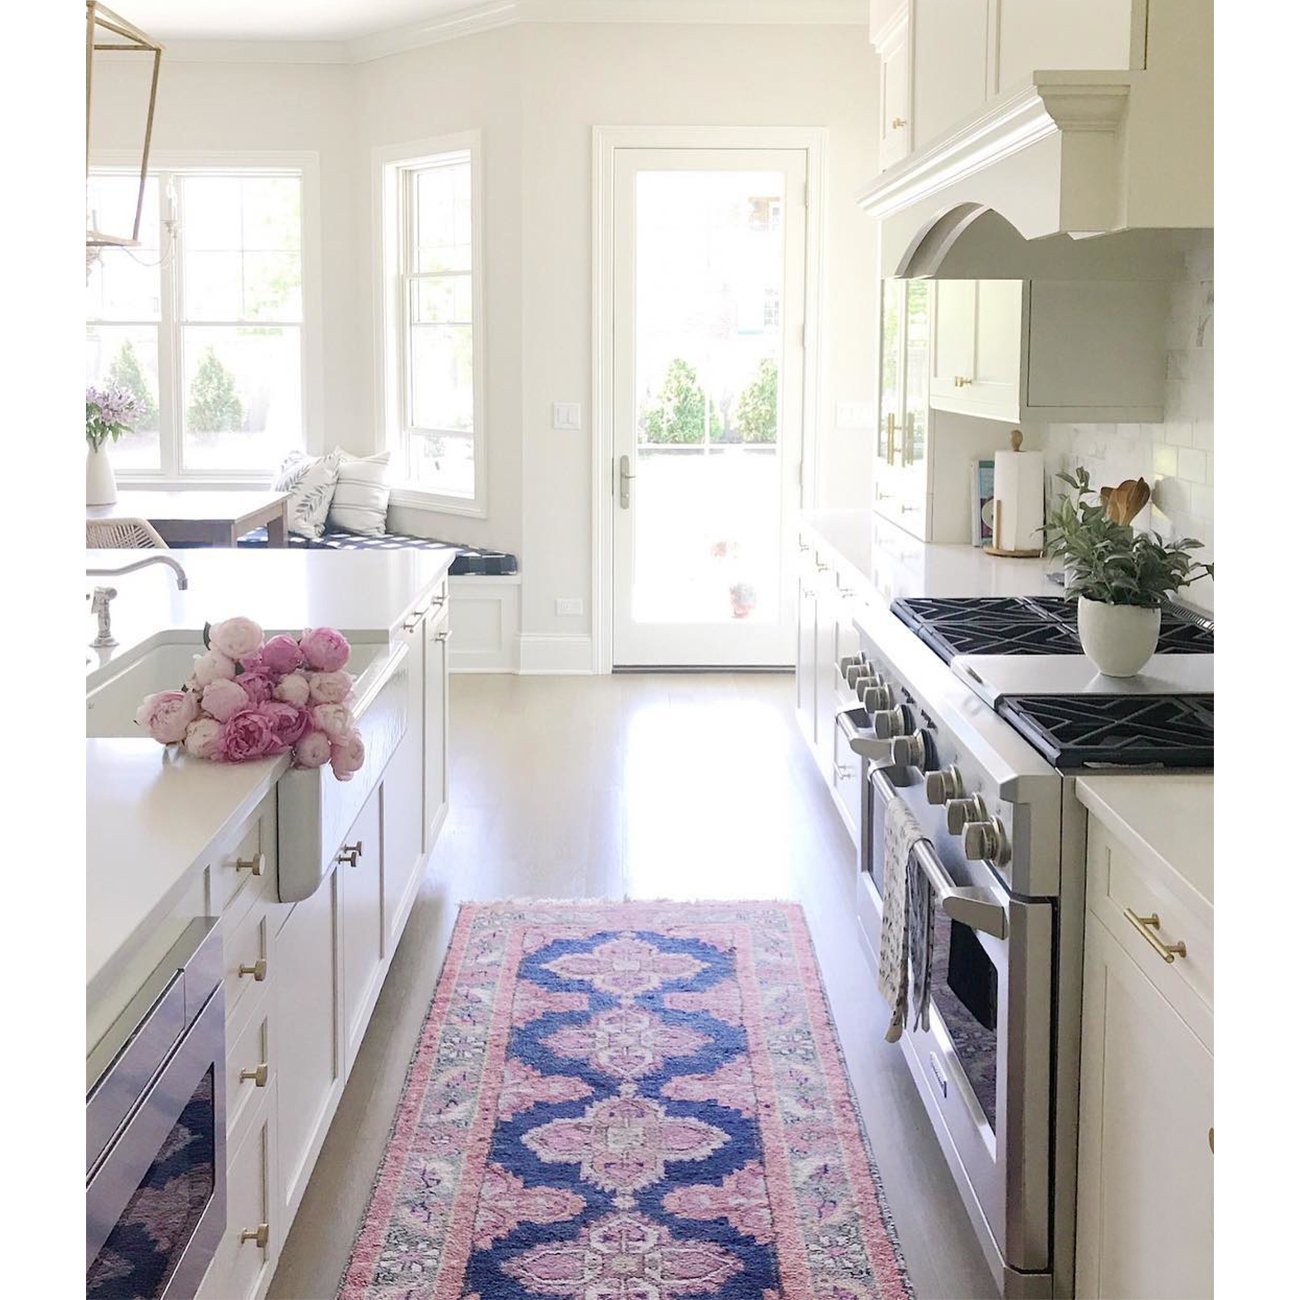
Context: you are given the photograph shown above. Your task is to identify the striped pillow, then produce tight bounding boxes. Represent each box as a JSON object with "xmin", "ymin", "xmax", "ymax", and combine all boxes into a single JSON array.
[{"xmin": 327, "ymin": 451, "xmax": 392, "ymax": 537}]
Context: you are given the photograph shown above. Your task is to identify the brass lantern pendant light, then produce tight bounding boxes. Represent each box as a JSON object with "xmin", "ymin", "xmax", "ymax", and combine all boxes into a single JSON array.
[{"xmin": 85, "ymin": 1, "xmax": 163, "ymax": 251}]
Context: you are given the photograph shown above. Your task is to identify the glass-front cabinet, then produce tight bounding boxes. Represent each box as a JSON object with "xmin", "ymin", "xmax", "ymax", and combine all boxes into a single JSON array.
[{"xmin": 875, "ymin": 278, "xmax": 931, "ymax": 538}]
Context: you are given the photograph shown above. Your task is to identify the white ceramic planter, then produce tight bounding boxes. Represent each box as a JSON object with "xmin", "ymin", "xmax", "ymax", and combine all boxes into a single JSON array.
[
  {"xmin": 1077, "ymin": 598, "xmax": 1161, "ymax": 677},
  {"xmin": 86, "ymin": 445, "xmax": 118, "ymax": 506}
]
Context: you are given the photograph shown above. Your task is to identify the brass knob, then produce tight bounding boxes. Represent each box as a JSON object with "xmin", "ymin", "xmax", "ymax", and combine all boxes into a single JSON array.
[
  {"xmin": 240, "ymin": 1063, "xmax": 269, "ymax": 1087},
  {"xmin": 891, "ymin": 116, "xmax": 907, "ymax": 129},
  {"xmin": 235, "ymin": 852, "xmax": 265, "ymax": 877},
  {"xmin": 240, "ymin": 1223, "xmax": 269, "ymax": 1249},
  {"xmin": 238, "ymin": 958, "xmax": 267, "ymax": 982}
]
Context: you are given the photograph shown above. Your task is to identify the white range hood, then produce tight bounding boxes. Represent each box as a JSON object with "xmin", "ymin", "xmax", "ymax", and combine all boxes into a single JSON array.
[{"xmin": 859, "ymin": 2, "xmax": 1211, "ymax": 276}]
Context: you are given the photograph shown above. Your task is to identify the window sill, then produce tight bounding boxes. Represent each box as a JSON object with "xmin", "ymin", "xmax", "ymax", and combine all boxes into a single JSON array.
[
  {"xmin": 116, "ymin": 476, "xmax": 276, "ymax": 491},
  {"xmin": 387, "ymin": 485, "xmax": 486, "ymax": 519}
]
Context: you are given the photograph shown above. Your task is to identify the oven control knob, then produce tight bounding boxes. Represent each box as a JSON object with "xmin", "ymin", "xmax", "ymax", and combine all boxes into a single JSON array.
[
  {"xmin": 894, "ymin": 730, "xmax": 929, "ymax": 769},
  {"xmin": 846, "ymin": 662, "xmax": 876, "ymax": 688},
  {"xmin": 872, "ymin": 706, "xmax": 908, "ymax": 738},
  {"xmin": 839, "ymin": 654, "xmax": 865, "ymax": 680},
  {"xmin": 945, "ymin": 795, "xmax": 988, "ymax": 835},
  {"xmin": 925, "ymin": 765, "xmax": 964, "ymax": 805},
  {"xmin": 964, "ymin": 818, "xmax": 1009, "ymax": 866},
  {"xmin": 859, "ymin": 682, "xmax": 892, "ymax": 710}
]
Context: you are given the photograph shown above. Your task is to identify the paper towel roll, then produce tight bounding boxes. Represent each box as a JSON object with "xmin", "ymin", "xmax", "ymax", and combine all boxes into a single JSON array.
[{"xmin": 993, "ymin": 448, "xmax": 1044, "ymax": 553}]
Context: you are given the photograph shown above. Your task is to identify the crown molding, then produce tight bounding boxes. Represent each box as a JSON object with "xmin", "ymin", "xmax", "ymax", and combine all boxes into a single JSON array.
[{"xmin": 159, "ymin": 0, "xmax": 865, "ymax": 66}]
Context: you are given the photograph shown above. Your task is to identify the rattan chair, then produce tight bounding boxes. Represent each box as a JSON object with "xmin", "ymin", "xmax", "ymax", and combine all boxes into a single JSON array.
[{"xmin": 86, "ymin": 516, "xmax": 169, "ymax": 549}]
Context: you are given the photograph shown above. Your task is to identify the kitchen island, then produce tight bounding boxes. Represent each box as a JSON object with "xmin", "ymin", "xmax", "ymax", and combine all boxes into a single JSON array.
[{"xmin": 85, "ymin": 546, "xmax": 454, "ymax": 1300}]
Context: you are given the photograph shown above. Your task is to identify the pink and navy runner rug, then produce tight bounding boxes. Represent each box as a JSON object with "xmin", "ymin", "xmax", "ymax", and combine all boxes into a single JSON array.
[{"xmin": 340, "ymin": 901, "xmax": 912, "ymax": 1299}]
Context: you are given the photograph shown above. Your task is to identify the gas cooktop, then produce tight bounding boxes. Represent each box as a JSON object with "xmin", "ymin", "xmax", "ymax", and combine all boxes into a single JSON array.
[
  {"xmin": 891, "ymin": 595, "xmax": 1214, "ymax": 663},
  {"xmin": 996, "ymin": 694, "xmax": 1214, "ymax": 770}
]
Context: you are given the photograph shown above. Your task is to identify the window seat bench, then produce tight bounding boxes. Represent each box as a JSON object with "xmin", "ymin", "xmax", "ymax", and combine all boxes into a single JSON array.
[{"xmin": 235, "ymin": 526, "xmax": 518, "ymax": 577}]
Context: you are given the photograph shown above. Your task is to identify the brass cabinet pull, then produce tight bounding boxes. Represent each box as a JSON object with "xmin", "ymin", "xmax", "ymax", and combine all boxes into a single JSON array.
[
  {"xmin": 240, "ymin": 1224, "xmax": 269, "ymax": 1249},
  {"xmin": 238, "ymin": 958, "xmax": 268, "ymax": 982},
  {"xmin": 891, "ymin": 116, "xmax": 907, "ymax": 129},
  {"xmin": 885, "ymin": 412, "xmax": 897, "ymax": 464},
  {"xmin": 240, "ymin": 1063, "xmax": 269, "ymax": 1088},
  {"xmin": 402, "ymin": 614, "xmax": 422, "ymax": 632},
  {"xmin": 235, "ymin": 852, "xmax": 264, "ymax": 877},
  {"xmin": 337, "ymin": 840, "xmax": 362, "ymax": 868},
  {"xmin": 1123, "ymin": 908, "xmax": 1187, "ymax": 963}
]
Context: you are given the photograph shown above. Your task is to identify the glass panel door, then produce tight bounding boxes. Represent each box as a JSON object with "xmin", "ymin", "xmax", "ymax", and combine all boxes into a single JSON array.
[{"xmin": 612, "ymin": 149, "xmax": 808, "ymax": 667}]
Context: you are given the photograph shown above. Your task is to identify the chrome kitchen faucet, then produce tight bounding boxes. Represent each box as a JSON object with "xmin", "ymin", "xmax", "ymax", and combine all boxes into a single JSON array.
[{"xmin": 86, "ymin": 554, "xmax": 189, "ymax": 648}]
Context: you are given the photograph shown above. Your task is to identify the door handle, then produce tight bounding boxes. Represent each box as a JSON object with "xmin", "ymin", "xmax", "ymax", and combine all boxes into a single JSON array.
[{"xmin": 619, "ymin": 454, "xmax": 636, "ymax": 509}]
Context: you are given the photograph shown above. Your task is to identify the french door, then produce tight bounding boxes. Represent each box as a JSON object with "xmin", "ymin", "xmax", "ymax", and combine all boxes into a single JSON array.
[{"xmin": 611, "ymin": 148, "xmax": 809, "ymax": 667}]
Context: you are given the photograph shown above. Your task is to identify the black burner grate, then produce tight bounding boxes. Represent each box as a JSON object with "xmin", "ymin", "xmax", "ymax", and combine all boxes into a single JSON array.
[
  {"xmin": 996, "ymin": 694, "xmax": 1214, "ymax": 769},
  {"xmin": 891, "ymin": 596, "xmax": 1214, "ymax": 662}
]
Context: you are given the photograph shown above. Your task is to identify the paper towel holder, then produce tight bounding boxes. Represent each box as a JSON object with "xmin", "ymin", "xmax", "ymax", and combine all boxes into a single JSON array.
[{"xmin": 986, "ymin": 430, "xmax": 1046, "ymax": 558}]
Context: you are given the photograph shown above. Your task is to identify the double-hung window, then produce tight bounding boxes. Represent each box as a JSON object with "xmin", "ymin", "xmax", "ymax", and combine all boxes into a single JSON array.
[
  {"xmin": 86, "ymin": 162, "xmax": 309, "ymax": 479},
  {"xmin": 381, "ymin": 136, "xmax": 483, "ymax": 512}
]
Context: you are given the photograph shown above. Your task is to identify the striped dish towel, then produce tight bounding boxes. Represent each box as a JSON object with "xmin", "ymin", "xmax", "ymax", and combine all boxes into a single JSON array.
[{"xmin": 878, "ymin": 794, "xmax": 935, "ymax": 1042}]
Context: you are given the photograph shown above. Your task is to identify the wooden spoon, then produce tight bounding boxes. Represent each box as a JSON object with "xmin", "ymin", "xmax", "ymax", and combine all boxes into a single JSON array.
[{"xmin": 1103, "ymin": 477, "xmax": 1151, "ymax": 525}]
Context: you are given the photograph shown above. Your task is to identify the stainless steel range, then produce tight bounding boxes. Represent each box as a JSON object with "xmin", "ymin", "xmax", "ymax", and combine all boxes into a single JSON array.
[{"xmin": 839, "ymin": 593, "xmax": 1213, "ymax": 1299}]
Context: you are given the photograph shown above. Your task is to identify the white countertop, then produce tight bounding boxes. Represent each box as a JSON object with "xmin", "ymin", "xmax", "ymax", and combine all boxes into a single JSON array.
[
  {"xmin": 86, "ymin": 547, "xmax": 454, "ymax": 680},
  {"xmin": 85, "ymin": 547, "xmax": 454, "ymax": 1008},
  {"xmin": 1076, "ymin": 775, "xmax": 1213, "ymax": 910}
]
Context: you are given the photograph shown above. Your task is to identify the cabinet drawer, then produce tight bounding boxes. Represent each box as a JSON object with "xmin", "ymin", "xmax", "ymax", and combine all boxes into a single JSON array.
[
  {"xmin": 210, "ymin": 796, "xmax": 275, "ymax": 915},
  {"xmin": 1087, "ymin": 829, "xmax": 1213, "ymax": 1041},
  {"xmin": 197, "ymin": 1089, "xmax": 275, "ymax": 1300},
  {"xmin": 223, "ymin": 893, "xmax": 272, "ymax": 1025},
  {"xmin": 226, "ymin": 999, "xmax": 271, "ymax": 1144}
]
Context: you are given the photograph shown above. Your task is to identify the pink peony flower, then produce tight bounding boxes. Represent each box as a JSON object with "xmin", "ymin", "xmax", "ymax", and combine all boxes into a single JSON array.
[
  {"xmin": 273, "ymin": 673, "xmax": 311, "ymax": 708},
  {"xmin": 260, "ymin": 633, "xmax": 304, "ymax": 676},
  {"xmin": 217, "ymin": 708, "xmax": 281, "ymax": 763},
  {"xmin": 191, "ymin": 649, "xmax": 237, "ymax": 688},
  {"xmin": 183, "ymin": 717, "xmax": 223, "ymax": 760},
  {"xmin": 293, "ymin": 729, "xmax": 332, "ymax": 769},
  {"xmin": 208, "ymin": 616, "xmax": 264, "ymax": 662},
  {"xmin": 237, "ymin": 669, "xmax": 277, "ymax": 705},
  {"xmin": 310, "ymin": 702, "xmax": 355, "ymax": 740},
  {"xmin": 135, "ymin": 690, "xmax": 199, "ymax": 744},
  {"xmin": 258, "ymin": 701, "xmax": 308, "ymax": 748},
  {"xmin": 300, "ymin": 626, "xmax": 350, "ymax": 672},
  {"xmin": 308, "ymin": 670, "xmax": 353, "ymax": 705},
  {"xmin": 202, "ymin": 677, "xmax": 250, "ymax": 723},
  {"xmin": 330, "ymin": 729, "xmax": 366, "ymax": 782}
]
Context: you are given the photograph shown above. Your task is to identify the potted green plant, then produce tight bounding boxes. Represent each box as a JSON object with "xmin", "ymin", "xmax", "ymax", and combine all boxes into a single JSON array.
[
  {"xmin": 86, "ymin": 384, "xmax": 141, "ymax": 506},
  {"xmin": 1043, "ymin": 467, "xmax": 1214, "ymax": 677}
]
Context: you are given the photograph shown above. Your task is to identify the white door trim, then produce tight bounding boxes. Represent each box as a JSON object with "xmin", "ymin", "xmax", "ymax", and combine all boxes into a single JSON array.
[{"xmin": 591, "ymin": 124, "xmax": 828, "ymax": 675}]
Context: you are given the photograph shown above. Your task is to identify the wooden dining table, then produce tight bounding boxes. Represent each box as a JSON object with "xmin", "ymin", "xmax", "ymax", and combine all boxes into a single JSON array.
[{"xmin": 87, "ymin": 489, "xmax": 291, "ymax": 548}]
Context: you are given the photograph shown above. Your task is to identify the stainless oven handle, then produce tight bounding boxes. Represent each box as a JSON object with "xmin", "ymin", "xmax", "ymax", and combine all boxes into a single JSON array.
[
  {"xmin": 868, "ymin": 766, "xmax": 1008, "ymax": 940},
  {"xmin": 836, "ymin": 707, "xmax": 904, "ymax": 765}
]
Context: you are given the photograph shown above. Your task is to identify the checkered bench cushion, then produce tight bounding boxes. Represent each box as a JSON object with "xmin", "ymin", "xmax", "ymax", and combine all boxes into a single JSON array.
[{"xmin": 236, "ymin": 527, "xmax": 518, "ymax": 576}]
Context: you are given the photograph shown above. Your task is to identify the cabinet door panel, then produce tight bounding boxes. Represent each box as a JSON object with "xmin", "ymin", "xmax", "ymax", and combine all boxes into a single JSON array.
[
  {"xmin": 795, "ymin": 565, "xmax": 817, "ymax": 743},
  {"xmin": 913, "ymin": 0, "xmax": 989, "ymax": 149},
  {"xmin": 383, "ymin": 619, "xmax": 425, "ymax": 949},
  {"xmin": 971, "ymin": 279, "xmax": 1023, "ymax": 418},
  {"xmin": 931, "ymin": 279, "xmax": 976, "ymax": 399},
  {"xmin": 878, "ymin": 18, "xmax": 911, "ymax": 169},
  {"xmin": 995, "ymin": 0, "xmax": 1135, "ymax": 95},
  {"xmin": 1076, "ymin": 919, "xmax": 1213, "ymax": 1299},
  {"xmin": 423, "ymin": 610, "xmax": 450, "ymax": 850},
  {"xmin": 274, "ymin": 872, "xmax": 340, "ymax": 1220},
  {"xmin": 340, "ymin": 790, "xmax": 384, "ymax": 1072}
]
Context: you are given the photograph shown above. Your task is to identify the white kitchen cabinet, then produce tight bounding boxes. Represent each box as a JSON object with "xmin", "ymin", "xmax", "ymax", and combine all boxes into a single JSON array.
[
  {"xmin": 273, "ymin": 866, "xmax": 341, "ymax": 1227},
  {"xmin": 340, "ymin": 790, "xmax": 385, "ymax": 1074},
  {"xmin": 423, "ymin": 600, "xmax": 451, "ymax": 851},
  {"xmin": 874, "ymin": 277, "xmax": 930, "ymax": 533},
  {"xmin": 930, "ymin": 278, "xmax": 1168, "ymax": 424},
  {"xmin": 794, "ymin": 550, "xmax": 818, "ymax": 750},
  {"xmin": 874, "ymin": 3, "xmax": 912, "ymax": 169},
  {"xmin": 912, "ymin": 0, "xmax": 988, "ymax": 151},
  {"xmin": 1075, "ymin": 812, "xmax": 1213, "ymax": 1300},
  {"xmin": 383, "ymin": 615, "xmax": 426, "ymax": 950},
  {"xmin": 993, "ymin": 0, "xmax": 1138, "ymax": 96}
]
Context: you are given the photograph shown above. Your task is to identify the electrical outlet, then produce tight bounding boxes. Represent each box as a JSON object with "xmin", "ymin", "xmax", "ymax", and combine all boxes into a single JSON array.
[
  {"xmin": 552, "ymin": 402, "xmax": 582, "ymax": 431},
  {"xmin": 555, "ymin": 598, "xmax": 584, "ymax": 617}
]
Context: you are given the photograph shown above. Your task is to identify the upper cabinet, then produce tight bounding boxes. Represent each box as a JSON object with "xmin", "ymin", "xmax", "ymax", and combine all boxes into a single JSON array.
[
  {"xmin": 875, "ymin": 4, "xmax": 912, "ymax": 170},
  {"xmin": 930, "ymin": 278, "xmax": 1168, "ymax": 423}
]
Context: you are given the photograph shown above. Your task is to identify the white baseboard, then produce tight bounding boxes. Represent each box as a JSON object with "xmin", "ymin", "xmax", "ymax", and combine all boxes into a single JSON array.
[
  {"xmin": 448, "ymin": 575, "xmax": 521, "ymax": 673},
  {"xmin": 517, "ymin": 633, "xmax": 596, "ymax": 675}
]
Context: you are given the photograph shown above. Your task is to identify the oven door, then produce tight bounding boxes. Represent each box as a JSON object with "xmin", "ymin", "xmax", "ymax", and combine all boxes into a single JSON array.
[
  {"xmin": 863, "ymin": 763, "xmax": 1054, "ymax": 1280},
  {"xmin": 87, "ymin": 934, "xmax": 227, "ymax": 1300}
]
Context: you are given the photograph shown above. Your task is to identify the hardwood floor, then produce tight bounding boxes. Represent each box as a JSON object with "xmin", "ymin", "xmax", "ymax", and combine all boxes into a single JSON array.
[{"xmin": 269, "ymin": 673, "xmax": 998, "ymax": 1300}]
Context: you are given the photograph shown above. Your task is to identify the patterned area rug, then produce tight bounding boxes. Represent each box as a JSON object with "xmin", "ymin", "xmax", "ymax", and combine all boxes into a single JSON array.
[{"xmin": 340, "ymin": 901, "xmax": 912, "ymax": 1299}]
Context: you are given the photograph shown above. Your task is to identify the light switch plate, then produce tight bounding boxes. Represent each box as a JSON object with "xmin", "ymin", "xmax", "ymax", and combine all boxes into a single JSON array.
[
  {"xmin": 555, "ymin": 598, "xmax": 584, "ymax": 616},
  {"xmin": 836, "ymin": 400, "xmax": 873, "ymax": 430},
  {"xmin": 552, "ymin": 402, "xmax": 582, "ymax": 431}
]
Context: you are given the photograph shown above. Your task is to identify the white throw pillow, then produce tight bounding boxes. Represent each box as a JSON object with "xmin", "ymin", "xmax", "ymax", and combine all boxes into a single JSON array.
[
  {"xmin": 274, "ymin": 450, "xmax": 342, "ymax": 540},
  {"xmin": 327, "ymin": 450, "xmax": 392, "ymax": 537}
]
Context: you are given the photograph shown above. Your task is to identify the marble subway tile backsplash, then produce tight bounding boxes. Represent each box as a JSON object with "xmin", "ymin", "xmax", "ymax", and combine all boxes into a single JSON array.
[{"xmin": 1040, "ymin": 232, "xmax": 1214, "ymax": 612}]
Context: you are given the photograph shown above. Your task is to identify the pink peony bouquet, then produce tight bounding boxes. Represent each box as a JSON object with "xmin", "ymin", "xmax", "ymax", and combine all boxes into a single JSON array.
[{"xmin": 134, "ymin": 617, "xmax": 366, "ymax": 782}]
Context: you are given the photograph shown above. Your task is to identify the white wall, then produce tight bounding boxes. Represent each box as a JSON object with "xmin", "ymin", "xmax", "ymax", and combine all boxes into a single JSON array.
[
  {"xmin": 1040, "ymin": 233, "xmax": 1214, "ymax": 611},
  {"xmin": 92, "ymin": 21, "xmax": 878, "ymax": 659}
]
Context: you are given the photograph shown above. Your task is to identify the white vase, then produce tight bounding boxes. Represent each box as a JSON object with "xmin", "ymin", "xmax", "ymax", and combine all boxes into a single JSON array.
[
  {"xmin": 1077, "ymin": 597, "xmax": 1161, "ymax": 677},
  {"xmin": 87, "ymin": 445, "xmax": 117, "ymax": 506}
]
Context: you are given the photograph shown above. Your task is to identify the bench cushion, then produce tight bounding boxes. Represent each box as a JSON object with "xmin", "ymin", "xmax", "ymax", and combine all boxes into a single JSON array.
[{"xmin": 236, "ymin": 526, "xmax": 519, "ymax": 576}]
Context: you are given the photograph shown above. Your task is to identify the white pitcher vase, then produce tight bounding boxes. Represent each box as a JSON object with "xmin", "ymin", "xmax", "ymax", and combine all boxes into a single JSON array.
[
  {"xmin": 86, "ymin": 444, "xmax": 118, "ymax": 507},
  {"xmin": 1076, "ymin": 598, "xmax": 1161, "ymax": 677}
]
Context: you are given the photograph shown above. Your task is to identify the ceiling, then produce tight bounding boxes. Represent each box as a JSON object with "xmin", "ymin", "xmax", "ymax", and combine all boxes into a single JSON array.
[{"xmin": 115, "ymin": 2, "xmax": 478, "ymax": 42}]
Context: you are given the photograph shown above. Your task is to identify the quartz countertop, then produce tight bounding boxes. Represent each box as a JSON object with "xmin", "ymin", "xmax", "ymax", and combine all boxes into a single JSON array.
[
  {"xmin": 85, "ymin": 547, "xmax": 454, "ymax": 1012},
  {"xmin": 799, "ymin": 508, "xmax": 1061, "ymax": 605},
  {"xmin": 1076, "ymin": 774, "xmax": 1214, "ymax": 911}
]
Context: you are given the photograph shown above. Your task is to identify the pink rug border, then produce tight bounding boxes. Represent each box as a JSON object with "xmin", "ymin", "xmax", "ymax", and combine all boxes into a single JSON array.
[{"xmin": 338, "ymin": 899, "xmax": 914, "ymax": 1300}]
